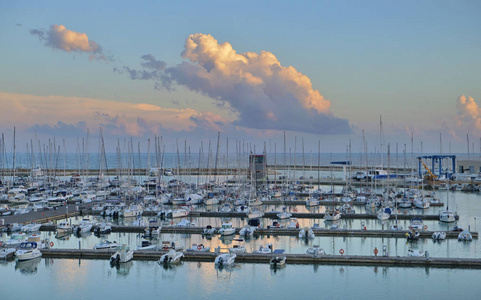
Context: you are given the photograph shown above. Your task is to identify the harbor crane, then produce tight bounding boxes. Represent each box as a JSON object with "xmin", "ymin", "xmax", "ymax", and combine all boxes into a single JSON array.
[{"xmin": 418, "ymin": 158, "xmax": 437, "ymax": 181}]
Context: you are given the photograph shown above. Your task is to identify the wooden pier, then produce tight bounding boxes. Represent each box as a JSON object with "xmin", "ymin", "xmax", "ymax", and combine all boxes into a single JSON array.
[{"xmin": 39, "ymin": 248, "xmax": 481, "ymax": 269}]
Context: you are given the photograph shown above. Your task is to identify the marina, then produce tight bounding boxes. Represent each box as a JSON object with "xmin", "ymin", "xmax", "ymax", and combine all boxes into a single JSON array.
[{"xmin": 1, "ymin": 152, "xmax": 481, "ymax": 299}]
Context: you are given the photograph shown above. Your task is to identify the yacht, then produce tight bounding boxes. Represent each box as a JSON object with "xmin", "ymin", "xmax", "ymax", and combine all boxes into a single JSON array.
[
  {"xmin": 5, "ymin": 232, "xmax": 27, "ymax": 247},
  {"xmin": 439, "ymin": 210, "xmax": 456, "ymax": 223},
  {"xmin": 16, "ymin": 242, "xmax": 42, "ymax": 261},
  {"xmin": 218, "ymin": 222, "xmax": 236, "ymax": 236}
]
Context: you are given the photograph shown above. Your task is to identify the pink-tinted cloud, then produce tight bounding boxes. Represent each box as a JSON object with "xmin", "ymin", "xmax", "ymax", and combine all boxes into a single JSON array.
[{"xmin": 0, "ymin": 92, "xmax": 215, "ymax": 136}]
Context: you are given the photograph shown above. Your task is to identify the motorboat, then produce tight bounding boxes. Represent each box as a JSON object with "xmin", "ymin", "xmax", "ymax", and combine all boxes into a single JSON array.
[
  {"xmin": 56, "ymin": 221, "xmax": 73, "ymax": 233},
  {"xmin": 286, "ymin": 218, "xmax": 300, "ymax": 229},
  {"xmin": 94, "ymin": 223, "xmax": 112, "ymax": 235},
  {"xmin": 270, "ymin": 256, "xmax": 286, "ymax": 268},
  {"xmin": 16, "ymin": 242, "xmax": 42, "ymax": 261},
  {"xmin": 324, "ymin": 208, "xmax": 341, "ymax": 221},
  {"xmin": 158, "ymin": 249, "xmax": 184, "ymax": 264},
  {"xmin": 143, "ymin": 226, "xmax": 161, "ymax": 237},
  {"xmin": 376, "ymin": 207, "xmax": 391, "ymax": 220},
  {"xmin": 298, "ymin": 227, "xmax": 315, "ymax": 239},
  {"xmin": 276, "ymin": 210, "xmax": 292, "ymax": 220},
  {"xmin": 110, "ymin": 244, "xmax": 134, "ymax": 264},
  {"xmin": 202, "ymin": 225, "xmax": 216, "ymax": 235},
  {"xmin": 176, "ymin": 219, "xmax": 195, "ymax": 227},
  {"xmin": 236, "ymin": 205, "xmax": 250, "ymax": 213},
  {"xmin": 93, "ymin": 240, "xmax": 119, "ymax": 250},
  {"xmin": 5, "ymin": 232, "xmax": 27, "ymax": 247},
  {"xmin": 205, "ymin": 197, "xmax": 220, "ymax": 205},
  {"xmin": 248, "ymin": 210, "xmax": 264, "ymax": 219},
  {"xmin": 27, "ymin": 233, "xmax": 48, "ymax": 249},
  {"xmin": 160, "ymin": 241, "xmax": 183, "ymax": 251},
  {"xmin": 168, "ymin": 208, "xmax": 190, "ymax": 218},
  {"xmin": 248, "ymin": 198, "xmax": 263, "ymax": 206},
  {"xmin": 397, "ymin": 197, "xmax": 412, "ymax": 208},
  {"xmin": 406, "ymin": 230, "xmax": 420, "ymax": 240},
  {"xmin": 306, "ymin": 245, "xmax": 326, "ymax": 256},
  {"xmin": 407, "ymin": 249, "xmax": 425, "ymax": 257},
  {"xmin": 414, "ymin": 197, "xmax": 430, "ymax": 209},
  {"xmin": 432, "ymin": 232, "xmax": 446, "ymax": 240},
  {"xmin": 0, "ymin": 247, "xmax": 16, "ymax": 260},
  {"xmin": 239, "ymin": 225, "xmax": 256, "ymax": 236},
  {"xmin": 409, "ymin": 218, "xmax": 424, "ymax": 231},
  {"xmin": 122, "ymin": 204, "xmax": 143, "ymax": 218},
  {"xmin": 2, "ymin": 223, "xmax": 22, "ymax": 232},
  {"xmin": 458, "ymin": 228, "xmax": 473, "ymax": 241},
  {"xmin": 439, "ymin": 210, "xmax": 456, "ymax": 223},
  {"xmin": 339, "ymin": 203, "xmax": 355, "ymax": 214},
  {"xmin": 186, "ymin": 243, "xmax": 210, "ymax": 252},
  {"xmin": 21, "ymin": 222, "xmax": 42, "ymax": 232},
  {"xmin": 253, "ymin": 243, "xmax": 273, "ymax": 254},
  {"xmin": 229, "ymin": 242, "xmax": 247, "ymax": 254},
  {"xmin": 137, "ymin": 240, "xmax": 157, "ymax": 251},
  {"xmin": 305, "ymin": 197, "xmax": 320, "ymax": 207},
  {"xmin": 218, "ymin": 222, "xmax": 236, "ymax": 236},
  {"xmin": 214, "ymin": 253, "xmax": 236, "ymax": 266},
  {"xmin": 74, "ymin": 218, "xmax": 93, "ymax": 234}
]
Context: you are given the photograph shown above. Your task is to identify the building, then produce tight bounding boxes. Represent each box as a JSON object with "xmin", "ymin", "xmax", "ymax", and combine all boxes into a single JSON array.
[{"xmin": 248, "ymin": 154, "xmax": 267, "ymax": 183}]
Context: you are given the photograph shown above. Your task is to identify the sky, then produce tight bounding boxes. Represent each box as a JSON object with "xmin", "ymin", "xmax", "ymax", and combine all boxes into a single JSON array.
[{"xmin": 1, "ymin": 0, "xmax": 480, "ymax": 155}]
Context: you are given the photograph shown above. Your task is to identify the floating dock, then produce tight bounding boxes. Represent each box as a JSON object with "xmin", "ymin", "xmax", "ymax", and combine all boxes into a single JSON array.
[
  {"xmin": 39, "ymin": 248, "xmax": 481, "ymax": 269},
  {"xmin": 37, "ymin": 225, "xmax": 478, "ymax": 240}
]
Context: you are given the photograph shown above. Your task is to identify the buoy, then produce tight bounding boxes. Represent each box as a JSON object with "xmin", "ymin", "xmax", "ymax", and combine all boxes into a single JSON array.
[
  {"xmin": 49, "ymin": 241, "xmax": 54, "ymax": 247},
  {"xmin": 0, "ymin": 241, "xmax": 4, "ymax": 247},
  {"xmin": 424, "ymin": 225, "xmax": 428, "ymax": 230},
  {"xmin": 293, "ymin": 208, "xmax": 298, "ymax": 212},
  {"xmin": 197, "ymin": 244, "xmax": 203, "ymax": 250},
  {"xmin": 339, "ymin": 249, "xmax": 344, "ymax": 255},
  {"xmin": 170, "ymin": 221, "xmax": 174, "ymax": 225},
  {"xmin": 373, "ymin": 247, "xmax": 379, "ymax": 255}
]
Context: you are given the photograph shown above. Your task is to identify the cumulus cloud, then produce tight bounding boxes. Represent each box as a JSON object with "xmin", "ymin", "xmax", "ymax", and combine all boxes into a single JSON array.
[
  {"xmin": 116, "ymin": 33, "xmax": 351, "ymax": 135},
  {"xmin": 30, "ymin": 24, "xmax": 110, "ymax": 61},
  {"xmin": 456, "ymin": 95, "xmax": 481, "ymax": 132}
]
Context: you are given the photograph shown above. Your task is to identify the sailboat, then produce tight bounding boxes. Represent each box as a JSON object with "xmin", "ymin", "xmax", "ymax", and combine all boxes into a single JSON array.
[{"xmin": 439, "ymin": 177, "xmax": 456, "ymax": 223}]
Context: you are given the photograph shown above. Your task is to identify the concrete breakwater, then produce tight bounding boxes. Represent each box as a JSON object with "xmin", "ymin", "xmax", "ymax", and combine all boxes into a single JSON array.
[{"xmin": 40, "ymin": 248, "xmax": 481, "ymax": 269}]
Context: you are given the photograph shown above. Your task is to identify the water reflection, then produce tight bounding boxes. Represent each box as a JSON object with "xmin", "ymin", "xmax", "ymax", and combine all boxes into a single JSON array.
[
  {"xmin": 113, "ymin": 260, "xmax": 133, "ymax": 276},
  {"xmin": 15, "ymin": 257, "xmax": 41, "ymax": 274}
]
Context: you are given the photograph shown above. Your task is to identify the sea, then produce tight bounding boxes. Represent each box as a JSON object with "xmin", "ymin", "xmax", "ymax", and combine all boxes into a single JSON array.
[{"xmin": 1, "ymin": 153, "xmax": 480, "ymax": 298}]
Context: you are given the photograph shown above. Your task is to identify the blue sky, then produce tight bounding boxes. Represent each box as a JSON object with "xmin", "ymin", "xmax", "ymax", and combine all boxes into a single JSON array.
[{"xmin": 1, "ymin": 0, "xmax": 480, "ymax": 154}]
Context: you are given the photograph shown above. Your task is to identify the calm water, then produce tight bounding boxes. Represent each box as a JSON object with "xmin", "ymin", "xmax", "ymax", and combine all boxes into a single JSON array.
[
  {"xmin": 1, "ymin": 155, "xmax": 480, "ymax": 297},
  {"xmin": 1, "ymin": 258, "xmax": 480, "ymax": 299}
]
